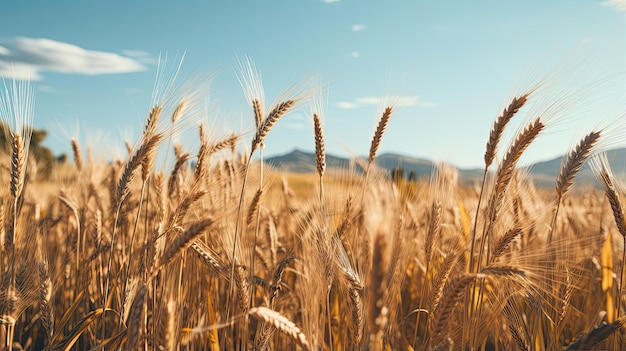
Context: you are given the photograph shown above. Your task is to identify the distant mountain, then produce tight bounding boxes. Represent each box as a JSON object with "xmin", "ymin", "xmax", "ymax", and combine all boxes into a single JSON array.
[
  {"xmin": 264, "ymin": 149, "xmax": 436, "ymax": 178},
  {"xmin": 264, "ymin": 149, "xmax": 351, "ymax": 173},
  {"xmin": 265, "ymin": 148, "xmax": 626, "ymax": 187},
  {"xmin": 524, "ymin": 148, "xmax": 626, "ymax": 187}
]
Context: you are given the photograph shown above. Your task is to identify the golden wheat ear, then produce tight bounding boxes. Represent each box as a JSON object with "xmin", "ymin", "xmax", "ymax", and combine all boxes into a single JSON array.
[
  {"xmin": 590, "ymin": 153, "xmax": 626, "ymax": 320},
  {"xmin": 484, "ymin": 94, "xmax": 530, "ymax": 167},
  {"xmin": 310, "ymin": 88, "xmax": 327, "ymax": 205},
  {"xmin": 313, "ymin": 113, "xmax": 326, "ymax": 178},
  {"xmin": 368, "ymin": 107, "xmax": 392, "ymax": 165},
  {"xmin": 564, "ymin": 317, "xmax": 626, "ymax": 350},
  {"xmin": 249, "ymin": 307, "xmax": 310, "ymax": 350},
  {"xmin": 590, "ymin": 154, "xmax": 626, "ymax": 239},
  {"xmin": 548, "ymin": 130, "xmax": 602, "ymax": 243}
]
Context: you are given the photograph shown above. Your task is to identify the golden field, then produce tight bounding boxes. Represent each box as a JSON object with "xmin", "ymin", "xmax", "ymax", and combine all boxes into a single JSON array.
[{"xmin": 0, "ymin": 66, "xmax": 625, "ymax": 351}]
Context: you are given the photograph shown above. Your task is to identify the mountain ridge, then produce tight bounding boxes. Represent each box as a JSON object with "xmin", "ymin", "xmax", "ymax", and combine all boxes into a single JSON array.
[{"xmin": 264, "ymin": 148, "xmax": 626, "ymax": 187}]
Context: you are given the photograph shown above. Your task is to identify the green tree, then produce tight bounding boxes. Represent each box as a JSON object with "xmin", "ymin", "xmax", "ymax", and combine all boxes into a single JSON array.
[{"xmin": 0, "ymin": 123, "xmax": 55, "ymax": 178}]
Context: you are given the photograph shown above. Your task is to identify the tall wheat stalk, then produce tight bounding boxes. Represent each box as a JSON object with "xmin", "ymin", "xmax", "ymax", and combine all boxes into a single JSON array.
[
  {"xmin": 591, "ymin": 154, "xmax": 626, "ymax": 319},
  {"xmin": 0, "ymin": 78, "xmax": 34, "ymax": 350}
]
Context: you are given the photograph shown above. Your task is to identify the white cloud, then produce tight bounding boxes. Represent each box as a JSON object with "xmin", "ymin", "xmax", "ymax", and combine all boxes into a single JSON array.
[
  {"xmin": 602, "ymin": 0, "xmax": 626, "ymax": 11},
  {"xmin": 337, "ymin": 96, "xmax": 437, "ymax": 109},
  {"xmin": 355, "ymin": 97, "xmax": 380, "ymax": 105},
  {"xmin": 0, "ymin": 37, "xmax": 147, "ymax": 80},
  {"xmin": 337, "ymin": 101, "xmax": 360, "ymax": 109},
  {"xmin": 122, "ymin": 50, "xmax": 157, "ymax": 65},
  {"xmin": 351, "ymin": 24, "xmax": 366, "ymax": 32},
  {"xmin": 122, "ymin": 50, "xmax": 151, "ymax": 58},
  {"xmin": 351, "ymin": 51, "xmax": 361, "ymax": 58},
  {"xmin": 323, "ymin": 0, "xmax": 340, "ymax": 3}
]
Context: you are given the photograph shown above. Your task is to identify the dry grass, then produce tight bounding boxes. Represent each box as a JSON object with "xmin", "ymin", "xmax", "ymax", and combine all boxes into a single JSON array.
[{"xmin": 0, "ymin": 65, "xmax": 624, "ymax": 351}]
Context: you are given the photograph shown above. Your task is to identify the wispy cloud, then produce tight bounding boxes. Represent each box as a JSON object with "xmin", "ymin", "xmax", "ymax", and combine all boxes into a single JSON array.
[
  {"xmin": 122, "ymin": 50, "xmax": 150, "ymax": 57},
  {"xmin": 602, "ymin": 0, "xmax": 626, "ymax": 11},
  {"xmin": 337, "ymin": 101, "xmax": 360, "ymax": 109},
  {"xmin": 337, "ymin": 96, "xmax": 437, "ymax": 109},
  {"xmin": 351, "ymin": 24, "xmax": 366, "ymax": 32},
  {"xmin": 351, "ymin": 51, "xmax": 361, "ymax": 58},
  {"xmin": 322, "ymin": 0, "xmax": 340, "ymax": 3},
  {"xmin": 122, "ymin": 50, "xmax": 158, "ymax": 65},
  {"xmin": 0, "ymin": 37, "xmax": 147, "ymax": 80}
]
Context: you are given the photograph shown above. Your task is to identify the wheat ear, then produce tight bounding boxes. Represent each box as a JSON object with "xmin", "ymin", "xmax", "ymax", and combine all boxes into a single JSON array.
[
  {"xmin": 194, "ymin": 124, "xmax": 209, "ymax": 181},
  {"xmin": 313, "ymin": 113, "xmax": 326, "ymax": 177},
  {"xmin": 369, "ymin": 107, "xmax": 392, "ymax": 164},
  {"xmin": 549, "ymin": 131, "xmax": 602, "ymax": 243},
  {"xmin": 592, "ymin": 158, "xmax": 626, "ymax": 238},
  {"xmin": 493, "ymin": 117, "xmax": 545, "ymax": 207},
  {"xmin": 249, "ymin": 307, "xmax": 310, "ymax": 350},
  {"xmin": 190, "ymin": 240, "xmax": 225, "ymax": 274},
  {"xmin": 117, "ymin": 134, "xmax": 163, "ymax": 207},
  {"xmin": 564, "ymin": 318, "xmax": 626, "ymax": 350},
  {"xmin": 591, "ymin": 154, "xmax": 626, "ymax": 319},
  {"xmin": 251, "ymin": 100, "xmax": 296, "ymax": 153},
  {"xmin": 71, "ymin": 138, "xmax": 83, "ymax": 172},
  {"xmin": 429, "ymin": 248, "xmax": 462, "ymax": 318},
  {"xmin": 432, "ymin": 274, "xmax": 481, "ymax": 340},
  {"xmin": 125, "ymin": 284, "xmax": 147, "ymax": 351},
  {"xmin": 154, "ymin": 218, "xmax": 214, "ymax": 274},
  {"xmin": 38, "ymin": 261, "xmax": 53, "ymax": 342},
  {"xmin": 252, "ymin": 98, "xmax": 263, "ymax": 128},
  {"xmin": 490, "ymin": 227, "xmax": 523, "ymax": 264},
  {"xmin": 556, "ymin": 131, "xmax": 601, "ymax": 199},
  {"xmin": 168, "ymin": 149, "xmax": 191, "ymax": 197},
  {"xmin": 479, "ymin": 118, "xmax": 545, "ymax": 269},
  {"xmin": 247, "ymin": 190, "xmax": 263, "ymax": 227},
  {"xmin": 208, "ymin": 133, "xmax": 239, "ymax": 157},
  {"xmin": 484, "ymin": 94, "xmax": 529, "ymax": 168},
  {"xmin": 254, "ymin": 257, "xmax": 295, "ymax": 351},
  {"xmin": 10, "ymin": 132, "xmax": 25, "ymax": 200}
]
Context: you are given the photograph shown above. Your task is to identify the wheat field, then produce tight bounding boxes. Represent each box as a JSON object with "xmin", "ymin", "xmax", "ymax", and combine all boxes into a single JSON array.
[{"xmin": 0, "ymin": 62, "xmax": 625, "ymax": 351}]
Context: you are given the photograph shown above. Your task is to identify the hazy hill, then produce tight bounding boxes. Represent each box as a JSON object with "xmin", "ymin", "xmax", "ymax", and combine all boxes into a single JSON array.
[
  {"xmin": 265, "ymin": 148, "xmax": 626, "ymax": 187},
  {"xmin": 263, "ymin": 149, "xmax": 351, "ymax": 173},
  {"xmin": 523, "ymin": 148, "xmax": 626, "ymax": 187}
]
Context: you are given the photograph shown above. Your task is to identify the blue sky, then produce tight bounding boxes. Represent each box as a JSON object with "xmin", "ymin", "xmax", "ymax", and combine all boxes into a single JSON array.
[{"xmin": 0, "ymin": 0, "xmax": 624, "ymax": 169}]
